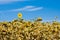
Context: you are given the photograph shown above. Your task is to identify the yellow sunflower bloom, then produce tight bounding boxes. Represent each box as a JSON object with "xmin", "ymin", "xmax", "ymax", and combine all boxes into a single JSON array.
[{"xmin": 18, "ymin": 13, "xmax": 22, "ymax": 18}]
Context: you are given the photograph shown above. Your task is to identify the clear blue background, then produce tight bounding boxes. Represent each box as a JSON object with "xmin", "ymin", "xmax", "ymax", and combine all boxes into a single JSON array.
[{"xmin": 0, "ymin": 0, "xmax": 60, "ymax": 22}]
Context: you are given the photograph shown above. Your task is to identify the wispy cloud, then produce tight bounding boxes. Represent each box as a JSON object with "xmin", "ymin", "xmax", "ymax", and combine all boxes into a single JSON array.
[
  {"xmin": 0, "ymin": 6, "xmax": 43, "ymax": 12},
  {"xmin": 10, "ymin": 6, "xmax": 43, "ymax": 12},
  {"xmin": 0, "ymin": 0, "xmax": 28, "ymax": 4}
]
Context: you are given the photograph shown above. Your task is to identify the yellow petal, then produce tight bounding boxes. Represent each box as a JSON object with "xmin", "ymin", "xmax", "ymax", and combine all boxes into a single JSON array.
[{"xmin": 18, "ymin": 13, "xmax": 22, "ymax": 18}]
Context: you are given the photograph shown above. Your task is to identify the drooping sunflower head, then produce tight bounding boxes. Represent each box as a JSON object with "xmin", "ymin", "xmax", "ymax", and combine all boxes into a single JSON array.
[{"xmin": 36, "ymin": 17, "xmax": 42, "ymax": 21}]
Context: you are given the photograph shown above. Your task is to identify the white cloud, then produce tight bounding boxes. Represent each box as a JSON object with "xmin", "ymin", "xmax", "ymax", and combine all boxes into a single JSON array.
[
  {"xmin": 0, "ymin": 0, "xmax": 28, "ymax": 4},
  {"xmin": 0, "ymin": 0, "xmax": 28, "ymax": 1},
  {"xmin": 28, "ymin": 7, "xmax": 43, "ymax": 11},
  {"xmin": 10, "ymin": 6, "xmax": 43, "ymax": 12},
  {"xmin": 0, "ymin": 6, "xmax": 43, "ymax": 12}
]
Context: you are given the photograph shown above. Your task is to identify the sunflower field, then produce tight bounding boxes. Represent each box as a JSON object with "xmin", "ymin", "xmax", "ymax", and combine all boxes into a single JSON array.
[
  {"xmin": 0, "ymin": 17, "xmax": 60, "ymax": 40},
  {"xmin": 0, "ymin": 13, "xmax": 60, "ymax": 40}
]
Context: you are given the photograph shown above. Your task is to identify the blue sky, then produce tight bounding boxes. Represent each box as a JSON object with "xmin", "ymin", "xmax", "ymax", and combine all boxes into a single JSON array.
[{"xmin": 0, "ymin": 0, "xmax": 60, "ymax": 22}]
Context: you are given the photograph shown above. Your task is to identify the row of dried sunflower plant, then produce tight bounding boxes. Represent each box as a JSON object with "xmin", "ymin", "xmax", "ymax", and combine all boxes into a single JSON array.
[{"xmin": 0, "ymin": 18, "xmax": 60, "ymax": 40}]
